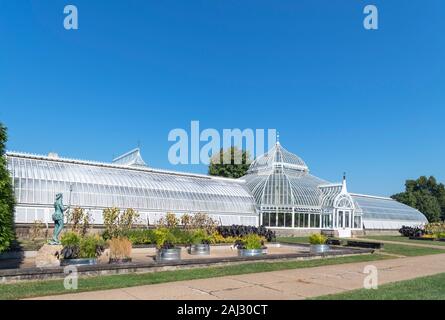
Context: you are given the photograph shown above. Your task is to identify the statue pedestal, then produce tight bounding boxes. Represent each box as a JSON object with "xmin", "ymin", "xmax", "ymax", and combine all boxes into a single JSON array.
[{"xmin": 36, "ymin": 244, "xmax": 63, "ymax": 268}]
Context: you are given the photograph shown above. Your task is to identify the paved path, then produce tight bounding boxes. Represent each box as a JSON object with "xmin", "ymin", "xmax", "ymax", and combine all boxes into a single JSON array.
[{"xmin": 30, "ymin": 253, "xmax": 445, "ymax": 300}]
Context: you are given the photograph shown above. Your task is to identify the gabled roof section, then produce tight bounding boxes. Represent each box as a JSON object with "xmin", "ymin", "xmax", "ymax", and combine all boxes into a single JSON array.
[{"xmin": 112, "ymin": 148, "xmax": 147, "ymax": 167}]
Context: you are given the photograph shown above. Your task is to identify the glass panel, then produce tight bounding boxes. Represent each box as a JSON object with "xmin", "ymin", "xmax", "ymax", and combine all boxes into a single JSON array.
[
  {"xmin": 303, "ymin": 214, "xmax": 309, "ymax": 228},
  {"xmin": 296, "ymin": 214, "xmax": 300, "ymax": 227},
  {"xmin": 270, "ymin": 213, "xmax": 277, "ymax": 227},
  {"xmin": 262, "ymin": 212, "xmax": 270, "ymax": 227},
  {"xmin": 277, "ymin": 213, "xmax": 284, "ymax": 227},
  {"xmin": 313, "ymin": 214, "xmax": 320, "ymax": 228},
  {"xmin": 338, "ymin": 211, "xmax": 344, "ymax": 228},
  {"xmin": 354, "ymin": 216, "xmax": 362, "ymax": 229},
  {"xmin": 285, "ymin": 213, "xmax": 292, "ymax": 227}
]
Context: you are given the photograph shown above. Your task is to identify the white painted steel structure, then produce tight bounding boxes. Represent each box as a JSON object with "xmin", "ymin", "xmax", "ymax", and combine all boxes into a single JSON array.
[
  {"xmin": 6, "ymin": 143, "xmax": 428, "ymax": 230},
  {"xmin": 241, "ymin": 142, "xmax": 428, "ymax": 231},
  {"xmin": 6, "ymin": 149, "xmax": 258, "ymax": 226}
]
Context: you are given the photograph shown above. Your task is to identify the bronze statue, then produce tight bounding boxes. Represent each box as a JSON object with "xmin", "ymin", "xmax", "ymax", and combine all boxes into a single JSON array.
[{"xmin": 48, "ymin": 193, "xmax": 70, "ymax": 245}]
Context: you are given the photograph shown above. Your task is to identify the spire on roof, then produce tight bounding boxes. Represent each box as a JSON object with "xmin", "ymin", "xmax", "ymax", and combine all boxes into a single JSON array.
[{"xmin": 341, "ymin": 172, "xmax": 348, "ymax": 194}]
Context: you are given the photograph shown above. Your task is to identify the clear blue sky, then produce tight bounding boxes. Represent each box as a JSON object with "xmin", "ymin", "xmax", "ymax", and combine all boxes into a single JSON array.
[{"xmin": 1, "ymin": 0, "xmax": 444, "ymax": 197}]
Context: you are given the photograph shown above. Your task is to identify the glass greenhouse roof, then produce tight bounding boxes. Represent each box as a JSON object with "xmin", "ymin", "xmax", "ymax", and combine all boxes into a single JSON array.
[
  {"xmin": 6, "ymin": 152, "xmax": 256, "ymax": 216},
  {"xmin": 112, "ymin": 148, "xmax": 147, "ymax": 167},
  {"xmin": 352, "ymin": 194, "xmax": 428, "ymax": 229},
  {"xmin": 242, "ymin": 143, "xmax": 327, "ymax": 210},
  {"xmin": 6, "ymin": 143, "xmax": 429, "ymax": 230},
  {"xmin": 243, "ymin": 169, "xmax": 327, "ymax": 209},
  {"xmin": 247, "ymin": 142, "xmax": 309, "ymax": 174}
]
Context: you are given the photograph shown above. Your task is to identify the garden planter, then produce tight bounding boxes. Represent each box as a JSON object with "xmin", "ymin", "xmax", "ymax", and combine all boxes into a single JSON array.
[
  {"xmin": 188, "ymin": 244, "xmax": 210, "ymax": 256},
  {"xmin": 310, "ymin": 244, "xmax": 330, "ymax": 254},
  {"xmin": 237, "ymin": 248, "xmax": 266, "ymax": 257},
  {"xmin": 346, "ymin": 241, "xmax": 383, "ymax": 249},
  {"xmin": 156, "ymin": 247, "xmax": 182, "ymax": 261},
  {"xmin": 408, "ymin": 237, "xmax": 435, "ymax": 241},
  {"xmin": 109, "ymin": 258, "xmax": 132, "ymax": 264},
  {"xmin": 61, "ymin": 258, "xmax": 98, "ymax": 266}
]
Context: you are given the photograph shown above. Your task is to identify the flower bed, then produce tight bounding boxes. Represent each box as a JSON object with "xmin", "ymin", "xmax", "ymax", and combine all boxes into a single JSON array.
[
  {"xmin": 399, "ymin": 223, "xmax": 445, "ymax": 241},
  {"xmin": 59, "ymin": 232, "xmax": 105, "ymax": 266}
]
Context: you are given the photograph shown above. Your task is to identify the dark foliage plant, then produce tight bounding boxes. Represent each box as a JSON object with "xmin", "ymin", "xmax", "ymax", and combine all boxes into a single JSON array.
[
  {"xmin": 60, "ymin": 232, "xmax": 105, "ymax": 259},
  {"xmin": 399, "ymin": 225, "xmax": 425, "ymax": 238},
  {"xmin": 60, "ymin": 245, "xmax": 80, "ymax": 259},
  {"xmin": 217, "ymin": 225, "xmax": 276, "ymax": 242}
]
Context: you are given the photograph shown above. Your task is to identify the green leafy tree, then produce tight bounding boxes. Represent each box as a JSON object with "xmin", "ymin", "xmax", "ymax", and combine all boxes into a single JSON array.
[
  {"xmin": 0, "ymin": 124, "xmax": 15, "ymax": 252},
  {"xmin": 208, "ymin": 147, "xmax": 251, "ymax": 179},
  {"xmin": 392, "ymin": 176, "xmax": 444, "ymax": 222}
]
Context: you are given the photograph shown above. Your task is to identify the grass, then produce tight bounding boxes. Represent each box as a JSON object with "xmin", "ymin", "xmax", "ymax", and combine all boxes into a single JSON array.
[
  {"xmin": 278, "ymin": 236, "xmax": 445, "ymax": 257},
  {"xmin": 361, "ymin": 235, "xmax": 445, "ymax": 247},
  {"xmin": 316, "ymin": 272, "xmax": 445, "ymax": 300},
  {"xmin": 277, "ymin": 236, "xmax": 311, "ymax": 244},
  {"xmin": 381, "ymin": 243, "xmax": 445, "ymax": 257},
  {"xmin": 0, "ymin": 253, "xmax": 388, "ymax": 300}
]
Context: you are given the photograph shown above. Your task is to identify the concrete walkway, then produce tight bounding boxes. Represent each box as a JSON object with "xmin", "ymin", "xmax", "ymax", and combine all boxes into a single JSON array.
[{"xmin": 30, "ymin": 253, "xmax": 445, "ymax": 300}]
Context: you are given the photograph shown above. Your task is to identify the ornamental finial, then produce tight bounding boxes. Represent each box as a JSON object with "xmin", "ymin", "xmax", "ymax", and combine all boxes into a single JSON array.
[{"xmin": 341, "ymin": 172, "xmax": 348, "ymax": 193}]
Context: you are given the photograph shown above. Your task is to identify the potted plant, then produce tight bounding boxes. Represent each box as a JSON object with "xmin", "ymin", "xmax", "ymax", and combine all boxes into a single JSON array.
[
  {"xmin": 187, "ymin": 229, "xmax": 211, "ymax": 255},
  {"xmin": 236, "ymin": 234, "xmax": 267, "ymax": 257},
  {"xmin": 309, "ymin": 233, "xmax": 330, "ymax": 254},
  {"xmin": 60, "ymin": 232, "xmax": 105, "ymax": 266},
  {"xmin": 108, "ymin": 237, "xmax": 132, "ymax": 264},
  {"xmin": 154, "ymin": 228, "xmax": 181, "ymax": 261}
]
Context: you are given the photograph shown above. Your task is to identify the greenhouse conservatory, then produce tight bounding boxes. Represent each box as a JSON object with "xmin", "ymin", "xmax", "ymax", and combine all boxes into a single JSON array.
[{"xmin": 6, "ymin": 143, "xmax": 428, "ymax": 236}]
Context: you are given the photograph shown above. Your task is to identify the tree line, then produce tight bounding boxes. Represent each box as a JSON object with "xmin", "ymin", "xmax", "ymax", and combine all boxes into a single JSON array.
[{"xmin": 391, "ymin": 176, "xmax": 445, "ymax": 223}]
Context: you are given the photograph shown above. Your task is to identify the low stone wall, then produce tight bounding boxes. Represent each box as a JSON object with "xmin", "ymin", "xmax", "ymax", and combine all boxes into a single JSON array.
[
  {"xmin": 362, "ymin": 229, "xmax": 400, "ymax": 236},
  {"xmin": 269, "ymin": 229, "xmax": 322, "ymax": 237},
  {"xmin": 0, "ymin": 244, "xmax": 373, "ymax": 283},
  {"xmin": 272, "ymin": 228, "xmax": 398, "ymax": 238}
]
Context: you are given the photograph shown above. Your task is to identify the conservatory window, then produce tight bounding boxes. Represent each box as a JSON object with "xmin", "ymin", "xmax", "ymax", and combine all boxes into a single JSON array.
[
  {"xmin": 338, "ymin": 211, "xmax": 344, "ymax": 228},
  {"xmin": 285, "ymin": 213, "xmax": 292, "ymax": 227},
  {"xmin": 294, "ymin": 212, "xmax": 299, "ymax": 228},
  {"xmin": 354, "ymin": 216, "xmax": 362, "ymax": 229},
  {"xmin": 270, "ymin": 213, "xmax": 277, "ymax": 227},
  {"xmin": 297, "ymin": 213, "xmax": 309, "ymax": 228},
  {"xmin": 277, "ymin": 213, "xmax": 284, "ymax": 227},
  {"xmin": 313, "ymin": 214, "xmax": 320, "ymax": 228},
  {"xmin": 345, "ymin": 212, "xmax": 350, "ymax": 228},
  {"xmin": 262, "ymin": 212, "xmax": 269, "ymax": 227},
  {"xmin": 310, "ymin": 214, "xmax": 318, "ymax": 228},
  {"xmin": 321, "ymin": 215, "xmax": 328, "ymax": 228}
]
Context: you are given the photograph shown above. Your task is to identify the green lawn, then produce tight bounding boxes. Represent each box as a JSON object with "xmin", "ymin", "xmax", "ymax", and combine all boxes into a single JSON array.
[
  {"xmin": 381, "ymin": 243, "xmax": 445, "ymax": 257},
  {"xmin": 277, "ymin": 236, "xmax": 311, "ymax": 244},
  {"xmin": 361, "ymin": 235, "xmax": 445, "ymax": 247},
  {"xmin": 277, "ymin": 237, "xmax": 445, "ymax": 257},
  {"xmin": 316, "ymin": 272, "xmax": 445, "ymax": 300},
  {"xmin": 0, "ymin": 253, "xmax": 387, "ymax": 300}
]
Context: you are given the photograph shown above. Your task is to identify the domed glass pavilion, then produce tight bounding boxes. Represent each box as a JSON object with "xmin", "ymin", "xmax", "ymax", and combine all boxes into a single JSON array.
[{"xmin": 241, "ymin": 142, "xmax": 428, "ymax": 234}]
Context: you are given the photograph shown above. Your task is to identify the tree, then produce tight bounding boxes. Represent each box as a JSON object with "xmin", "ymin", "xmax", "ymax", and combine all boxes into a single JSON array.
[
  {"xmin": 0, "ymin": 124, "xmax": 15, "ymax": 252},
  {"xmin": 391, "ymin": 176, "xmax": 444, "ymax": 223},
  {"xmin": 208, "ymin": 147, "xmax": 251, "ymax": 179}
]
